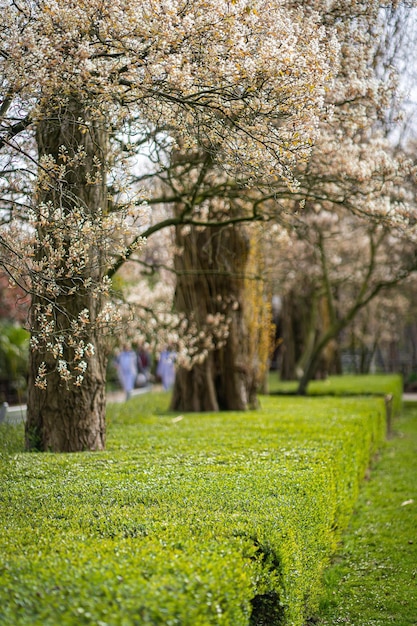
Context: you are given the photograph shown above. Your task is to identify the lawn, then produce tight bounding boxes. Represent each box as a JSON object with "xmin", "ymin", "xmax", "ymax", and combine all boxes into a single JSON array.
[
  {"xmin": 0, "ymin": 375, "xmax": 402, "ymax": 625},
  {"xmin": 268, "ymin": 372, "xmax": 403, "ymax": 408},
  {"xmin": 317, "ymin": 400, "xmax": 417, "ymax": 625}
]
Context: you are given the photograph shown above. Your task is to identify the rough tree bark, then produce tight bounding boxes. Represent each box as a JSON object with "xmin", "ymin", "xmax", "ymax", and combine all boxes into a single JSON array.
[
  {"xmin": 25, "ymin": 99, "xmax": 108, "ymax": 452},
  {"xmin": 170, "ymin": 222, "xmax": 256, "ymax": 412}
]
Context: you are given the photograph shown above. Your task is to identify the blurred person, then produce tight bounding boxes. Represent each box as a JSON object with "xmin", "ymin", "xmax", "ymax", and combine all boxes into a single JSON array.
[
  {"xmin": 114, "ymin": 344, "xmax": 138, "ymax": 400},
  {"xmin": 136, "ymin": 342, "xmax": 152, "ymax": 386},
  {"xmin": 156, "ymin": 345, "xmax": 176, "ymax": 391}
]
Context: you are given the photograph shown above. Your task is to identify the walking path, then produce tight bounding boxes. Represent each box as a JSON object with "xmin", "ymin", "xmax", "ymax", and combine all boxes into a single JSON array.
[
  {"xmin": 4, "ymin": 390, "xmax": 417, "ymax": 424},
  {"xmin": 0, "ymin": 385, "xmax": 153, "ymax": 425},
  {"xmin": 403, "ymin": 392, "xmax": 417, "ymax": 402}
]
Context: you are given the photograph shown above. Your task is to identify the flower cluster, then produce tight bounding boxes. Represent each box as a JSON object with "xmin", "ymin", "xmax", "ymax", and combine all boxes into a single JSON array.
[
  {"xmin": 116, "ymin": 274, "xmax": 235, "ymax": 371},
  {"xmin": 0, "ymin": 141, "xmax": 147, "ymax": 387},
  {"xmin": 2, "ymin": 0, "xmax": 334, "ymax": 186}
]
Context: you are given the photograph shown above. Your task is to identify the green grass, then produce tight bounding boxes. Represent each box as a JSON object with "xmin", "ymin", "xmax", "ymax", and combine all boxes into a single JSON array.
[
  {"xmin": 267, "ymin": 372, "xmax": 402, "ymax": 397},
  {"xmin": 316, "ymin": 400, "xmax": 417, "ymax": 625},
  {"xmin": 268, "ymin": 373, "xmax": 403, "ymax": 415},
  {"xmin": 0, "ymin": 376, "xmax": 401, "ymax": 626}
]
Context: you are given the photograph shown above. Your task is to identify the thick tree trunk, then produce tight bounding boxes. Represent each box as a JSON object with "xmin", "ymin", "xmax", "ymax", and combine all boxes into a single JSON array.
[
  {"xmin": 170, "ymin": 223, "xmax": 254, "ymax": 412},
  {"xmin": 25, "ymin": 98, "xmax": 109, "ymax": 451},
  {"xmin": 171, "ymin": 318, "xmax": 252, "ymax": 412},
  {"xmin": 26, "ymin": 341, "xmax": 107, "ymax": 452}
]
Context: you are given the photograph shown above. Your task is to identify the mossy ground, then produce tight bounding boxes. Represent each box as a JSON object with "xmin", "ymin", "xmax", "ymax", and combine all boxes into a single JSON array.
[{"xmin": 317, "ymin": 401, "xmax": 417, "ymax": 625}]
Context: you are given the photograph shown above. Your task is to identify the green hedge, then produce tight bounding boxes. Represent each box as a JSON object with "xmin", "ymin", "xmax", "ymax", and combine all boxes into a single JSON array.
[
  {"xmin": 0, "ymin": 380, "xmax": 396, "ymax": 626},
  {"xmin": 269, "ymin": 373, "xmax": 403, "ymax": 416}
]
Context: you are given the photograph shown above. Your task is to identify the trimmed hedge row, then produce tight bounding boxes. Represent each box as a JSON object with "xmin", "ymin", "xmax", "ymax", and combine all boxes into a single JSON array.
[
  {"xmin": 269, "ymin": 373, "xmax": 403, "ymax": 416},
  {"xmin": 0, "ymin": 377, "xmax": 399, "ymax": 625}
]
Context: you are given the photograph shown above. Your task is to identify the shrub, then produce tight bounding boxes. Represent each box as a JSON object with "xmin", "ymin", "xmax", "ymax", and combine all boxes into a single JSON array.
[
  {"xmin": 0, "ymin": 322, "xmax": 29, "ymax": 404},
  {"xmin": 268, "ymin": 372, "xmax": 403, "ymax": 416},
  {"xmin": 0, "ymin": 384, "xmax": 394, "ymax": 625}
]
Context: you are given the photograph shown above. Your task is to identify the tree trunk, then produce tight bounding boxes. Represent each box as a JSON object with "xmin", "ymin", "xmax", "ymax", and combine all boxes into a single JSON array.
[
  {"xmin": 296, "ymin": 321, "xmax": 344, "ymax": 395},
  {"xmin": 279, "ymin": 289, "xmax": 316, "ymax": 381},
  {"xmin": 170, "ymin": 222, "xmax": 254, "ymax": 412},
  {"xmin": 314, "ymin": 296, "xmax": 342, "ymax": 378},
  {"xmin": 279, "ymin": 292, "xmax": 298, "ymax": 381},
  {"xmin": 26, "ymin": 342, "xmax": 107, "ymax": 452},
  {"xmin": 297, "ymin": 348, "xmax": 322, "ymax": 395},
  {"xmin": 25, "ymin": 98, "xmax": 109, "ymax": 452}
]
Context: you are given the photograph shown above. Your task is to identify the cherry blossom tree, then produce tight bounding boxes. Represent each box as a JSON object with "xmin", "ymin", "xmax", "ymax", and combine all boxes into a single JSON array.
[
  {"xmin": 159, "ymin": 1, "xmax": 417, "ymax": 408},
  {"xmin": 267, "ymin": 203, "xmax": 417, "ymax": 394},
  {"xmin": 262, "ymin": 0, "xmax": 417, "ymax": 393},
  {"xmin": 0, "ymin": 0, "xmax": 333, "ymax": 450},
  {"xmin": 342, "ymin": 291, "xmax": 410, "ymax": 375}
]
